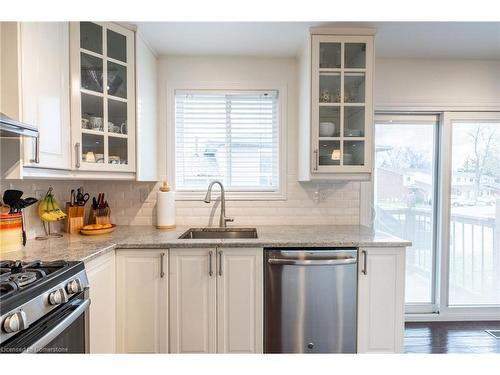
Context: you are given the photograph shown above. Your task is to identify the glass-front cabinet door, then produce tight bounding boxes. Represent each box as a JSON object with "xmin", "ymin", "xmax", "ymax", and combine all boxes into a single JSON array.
[
  {"xmin": 70, "ymin": 22, "xmax": 135, "ymax": 172},
  {"xmin": 311, "ymin": 35, "xmax": 373, "ymax": 173}
]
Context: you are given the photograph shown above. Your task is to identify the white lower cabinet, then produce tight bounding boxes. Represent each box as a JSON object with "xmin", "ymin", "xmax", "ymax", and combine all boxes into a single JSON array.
[
  {"xmin": 116, "ymin": 249, "xmax": 168, "ymax": 353},
  {"xmin": 357, "ymin": 247, "xmax": 406, "ymax": 353},
  {"xmin": 85, "ymin": 251, "xmax": 116, "ymax": 353},
  {"xmin": 169, "ymin": 247, "xmax": 263, "ymax": 353}
]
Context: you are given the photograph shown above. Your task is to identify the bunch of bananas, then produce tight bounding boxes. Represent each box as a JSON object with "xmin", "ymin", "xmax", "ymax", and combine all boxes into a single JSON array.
[{"xmin": 38, "ymin": 193, "xmax": 67, "ymax": 222}]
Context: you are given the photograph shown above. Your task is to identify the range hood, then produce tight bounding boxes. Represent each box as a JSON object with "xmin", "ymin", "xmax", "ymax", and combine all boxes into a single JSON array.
[{"xmin": 0, "ymin": 112, "xmax": 39, "ymax": 138}]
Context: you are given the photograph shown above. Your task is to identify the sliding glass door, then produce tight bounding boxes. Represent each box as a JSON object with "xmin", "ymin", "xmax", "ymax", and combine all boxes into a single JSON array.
[
  {"xmin": 376, "ymin": 112, "xmax": 500, "ymax": 317},
  {"xmin": 374, "ymin": 115, "xmax": 439, "ymax": 312},
  {"xmin": 446, "ymin": 115, "xmax": 500, "ymax": 307}
]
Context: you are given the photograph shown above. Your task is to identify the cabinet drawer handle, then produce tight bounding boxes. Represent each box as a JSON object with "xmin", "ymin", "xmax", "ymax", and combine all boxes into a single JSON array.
[
  {"xmin": 160, "ymin": 252, "xmax": 165, "ymax": 278},
  {"xmin": 75, "ymin": 142, "xmax": 81, "ymax": 168},
  {"xmin": 30, "ymin": 137, "xmax": 40, "ymax": 164},
  {"xmin": 218, "ymin": 250, "xmax": 223, "ymax": 276},
  {"xmin": 208, "ymin": 251, "xmax": 213, "ymax": 276},
  {"xmin": 362, "ymin": 250, "xmax": 368, "ymax": 275},
  {"xmin": 313, "ymin": 149, "xmax": 318, "ymax": 171}
]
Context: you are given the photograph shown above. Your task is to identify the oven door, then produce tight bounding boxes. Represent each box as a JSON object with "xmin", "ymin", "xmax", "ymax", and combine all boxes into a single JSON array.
[{"xmin": 1, "ymin": 291, "xmax": 90, "ymax": 354}]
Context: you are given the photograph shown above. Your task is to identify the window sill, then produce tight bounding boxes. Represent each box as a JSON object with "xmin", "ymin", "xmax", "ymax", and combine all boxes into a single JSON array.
[{"xmin": 175, "ymin": 190, "xmax": 287, "ymax": 201}]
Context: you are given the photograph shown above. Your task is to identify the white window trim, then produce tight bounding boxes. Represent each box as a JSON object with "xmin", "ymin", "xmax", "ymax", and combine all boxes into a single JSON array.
[{"xmin": 166, "ymin": 81, "xmax": 287, "ymax": 201}]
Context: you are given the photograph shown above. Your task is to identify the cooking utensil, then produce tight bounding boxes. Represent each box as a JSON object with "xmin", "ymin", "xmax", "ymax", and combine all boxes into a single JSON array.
[
  {"xmin": 76, "ymin": 187, "xmax": 89, "ymax": 206},
  {"xmin": 70, "ymin": 190, "xmax": 76, "ymax": 206},
  {"xmin": 2, "ymin": 190, "xmax": 23, "ymax": 206}
]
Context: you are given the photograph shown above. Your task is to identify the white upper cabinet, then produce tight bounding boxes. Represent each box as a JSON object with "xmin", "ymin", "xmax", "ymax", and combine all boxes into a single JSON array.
[
  {"xmin": 298, "ymin": 29, "xmax": 375, "ymax": 181},
  {"xmin": 20, "ymin": 22, "xmax": 71, "ymax": 170},
  {"xmin": 69, "ymin": 22, "xmax": 136, "ymax": 172}
]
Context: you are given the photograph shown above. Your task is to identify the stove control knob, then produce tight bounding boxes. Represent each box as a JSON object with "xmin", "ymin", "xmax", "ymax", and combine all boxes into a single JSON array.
[
  {"xmin": 66, "ymin": 279, "xmax": 82, "ymax": 294},
  {"xmin": 3, "ymin": 311, "xmax": 28, "ymax": 333},
  {"xmin": 48, "ymin": 288, "xmax": 68, "ymax": 305}
]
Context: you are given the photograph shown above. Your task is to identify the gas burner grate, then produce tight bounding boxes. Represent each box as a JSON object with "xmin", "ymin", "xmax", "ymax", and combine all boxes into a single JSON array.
[{"xmin": 485, "ymin": 330, "xmax": 500, "ymax": 339}]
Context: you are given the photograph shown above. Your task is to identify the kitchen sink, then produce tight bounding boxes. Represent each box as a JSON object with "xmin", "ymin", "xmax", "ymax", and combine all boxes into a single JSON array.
[{"xmin": 178, "ymin": 227, "xmax": 258, "ymax": 239}]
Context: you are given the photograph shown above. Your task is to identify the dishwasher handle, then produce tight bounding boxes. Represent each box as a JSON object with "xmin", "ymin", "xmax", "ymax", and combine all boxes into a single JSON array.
[{"xmin": 268, "ymin": 257, "xmax": 357, "ymax": 266}]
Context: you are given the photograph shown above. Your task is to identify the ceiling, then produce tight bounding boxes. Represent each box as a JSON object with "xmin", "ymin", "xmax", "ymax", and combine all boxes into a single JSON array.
[{"xmin": 136, "ymin": 22, "xmax": 500, "ymax": 59}]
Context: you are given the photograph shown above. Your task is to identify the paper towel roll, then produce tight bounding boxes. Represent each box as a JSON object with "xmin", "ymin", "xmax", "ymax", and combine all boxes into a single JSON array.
[{"xmin": 157, "ymin": 182, "xmax": 176, "ymax": 229}]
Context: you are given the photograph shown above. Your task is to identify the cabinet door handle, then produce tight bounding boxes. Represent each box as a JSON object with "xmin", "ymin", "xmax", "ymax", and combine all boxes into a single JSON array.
[
  {"xmin": 362, "ymin": 250, "xmax": 368, "ymax": 275},
  {"xmin": 208, "ymin": 251, "xmax": 213, "ymax": 276},
  {"xmin": 313, "ymin": 149, "xmax": 318, "ymax": 171},
  {"xmin": 75, "ymin": 142, "xmax": 81, "ymax": 168},
  {"xmin": 30, "ymin": 137, "xmax": 40, "ymax": 164},
  {"xmin": 160, "ymin": 252, "xmax": 165, "ymax": 278},
  {"xmin": 218, "ymin": 250, "xmax": 223, "ymax": 276}
]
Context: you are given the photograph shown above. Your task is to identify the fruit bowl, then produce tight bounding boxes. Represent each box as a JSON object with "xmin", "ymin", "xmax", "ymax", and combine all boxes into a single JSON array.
[{"xmin": 80, "ymin": 223, "xmax": 116, "ymax": 235}]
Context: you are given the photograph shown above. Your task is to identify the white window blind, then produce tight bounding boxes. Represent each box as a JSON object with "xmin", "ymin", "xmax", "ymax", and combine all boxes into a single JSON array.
[{"xmin": 175, "ymin": 90, "xmax": 279, "ymax": 192}]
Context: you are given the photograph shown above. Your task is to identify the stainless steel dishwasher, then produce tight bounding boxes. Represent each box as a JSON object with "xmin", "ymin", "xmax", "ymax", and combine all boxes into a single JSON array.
[{"xmin": 264, "ymin": 248, "xmax": 358, "ymax": 353}]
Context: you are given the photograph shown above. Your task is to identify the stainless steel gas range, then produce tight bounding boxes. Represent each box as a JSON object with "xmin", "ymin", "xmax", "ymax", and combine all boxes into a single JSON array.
[{"xmin": 0, "ymin": 260, "xmax": 90, "ymax": 353}]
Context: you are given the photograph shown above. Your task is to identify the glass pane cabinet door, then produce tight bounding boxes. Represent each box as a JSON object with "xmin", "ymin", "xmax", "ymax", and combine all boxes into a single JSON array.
[
  {"xmin": 313, "ymin": 37, "xmax": 369, "ymax": 171},
  {"xmin": 318, "ymin": 141, "xmax": 341, "ymax": 166},
  {"xmin": 76, "ymin": 22, "xmax": 131, "ymax": 169},
  {"xmin": 319, "ymin": 42, "xmax": 341, "ymax": 69},
  {"xmin": 344, "ymin": 43, "xmax": 366, "ymax": 69}
]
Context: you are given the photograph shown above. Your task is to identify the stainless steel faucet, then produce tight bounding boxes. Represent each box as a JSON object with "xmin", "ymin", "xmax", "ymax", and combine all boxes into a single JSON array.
[{"xmin": 204, "ymin": 180, "xmax": 234, "ymax": 228}]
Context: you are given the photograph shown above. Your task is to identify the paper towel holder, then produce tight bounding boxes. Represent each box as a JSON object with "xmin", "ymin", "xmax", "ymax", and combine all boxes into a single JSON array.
[
  {"xmin": 160, "ymin": 181, "xmax": 171, "ymax": 192},
  {"xmin": 157, "ymin": 181, "xmax": 176, "ymax": 230}
]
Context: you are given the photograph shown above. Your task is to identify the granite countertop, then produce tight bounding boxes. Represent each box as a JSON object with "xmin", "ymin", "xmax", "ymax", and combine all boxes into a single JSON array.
[{"xmin": 0, "ymin": 225, "xmax": 411, "ymax": 263}]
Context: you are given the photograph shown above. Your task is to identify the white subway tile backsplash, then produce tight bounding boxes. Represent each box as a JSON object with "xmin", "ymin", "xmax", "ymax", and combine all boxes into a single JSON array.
[{"xmin": 1, "ymin": 175, "xmax": 361, "ymax": 238}]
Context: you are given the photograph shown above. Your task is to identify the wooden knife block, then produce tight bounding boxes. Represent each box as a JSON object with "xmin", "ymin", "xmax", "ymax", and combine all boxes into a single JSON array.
[
  {"xmin": 64, "ymin": 204, "xmax": 85, "ymax": 234},
  {"xmin": 88, "ymin": 207, "xmax": 111, "ymax": 225}
]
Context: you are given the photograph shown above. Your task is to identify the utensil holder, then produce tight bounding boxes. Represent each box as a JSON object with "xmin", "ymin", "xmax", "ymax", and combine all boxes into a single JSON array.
[
  {"xmin": 64, "ymin": 203, "xmax": 85, "ymax": 234},
  {"xmin": 88, "ymin": 207, "xmax": 111, "ymax": 225}
]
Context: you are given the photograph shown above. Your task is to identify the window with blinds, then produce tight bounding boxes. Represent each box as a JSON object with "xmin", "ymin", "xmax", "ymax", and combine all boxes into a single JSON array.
[{"xmin": 175, "ymin": 90, "xmax": 280, "ymax": 192}]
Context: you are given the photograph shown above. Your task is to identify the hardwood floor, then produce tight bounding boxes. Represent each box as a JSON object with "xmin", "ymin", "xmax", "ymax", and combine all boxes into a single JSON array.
[{"xmin": 405, "ymin": 321, "xmax": 500, "ymax": 354}]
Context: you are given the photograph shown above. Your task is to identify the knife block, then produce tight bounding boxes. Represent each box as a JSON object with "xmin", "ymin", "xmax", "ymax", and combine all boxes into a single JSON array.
[
  {"xmin": 64, "ymin": 203, "xmax": 85, "ymax": 234},
  {"xmin": 88, "ymin": 207, "xmax": 111, "ymax": 225}
]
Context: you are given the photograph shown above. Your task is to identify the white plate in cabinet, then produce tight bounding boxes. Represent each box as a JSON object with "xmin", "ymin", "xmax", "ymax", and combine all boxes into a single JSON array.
[
  {"xmin": 116, "ymin": 249, "xmax": 168, "ymax": 353},
  {"xmin": 357, "ymin": 247, "xmax": 406, "ymax": 353},
  {"xmin": 169, "ymin": 248, "xmax": 263, "ymax": 353}
]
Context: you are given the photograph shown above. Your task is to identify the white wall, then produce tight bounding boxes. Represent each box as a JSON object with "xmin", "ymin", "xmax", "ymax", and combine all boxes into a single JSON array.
[
  {"xmin": 375, "ymin": 58, "xmax": 500, "ymax": 110},
  {"xmin": 157, "ymin": 55, "xmax": 360, "ymax": 226}
]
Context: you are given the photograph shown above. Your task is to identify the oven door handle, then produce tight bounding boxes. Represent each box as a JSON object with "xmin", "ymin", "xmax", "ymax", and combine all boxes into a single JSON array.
[
  {"xmin": 268, "ymin": 257, "xmax": 357, "ymax": 266},
  {"xmin": 23, "ymin": 299, "xmax": 90, "ymax": 353}
]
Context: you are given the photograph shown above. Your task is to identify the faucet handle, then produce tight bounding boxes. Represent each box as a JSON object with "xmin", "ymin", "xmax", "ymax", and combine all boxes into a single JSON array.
[{"xmin": 225, "ymin": 217, "xmax": 234, "ymax": 224}]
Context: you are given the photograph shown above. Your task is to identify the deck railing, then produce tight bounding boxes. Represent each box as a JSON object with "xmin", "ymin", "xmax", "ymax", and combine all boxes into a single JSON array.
[{"xmin": 375, "ymin": 205, "xmax": 499, "ymax": 302}]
